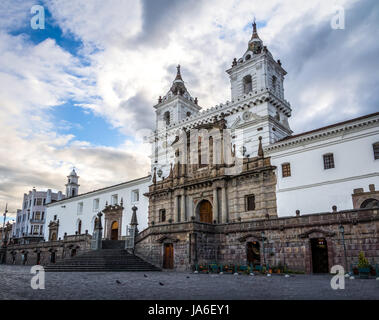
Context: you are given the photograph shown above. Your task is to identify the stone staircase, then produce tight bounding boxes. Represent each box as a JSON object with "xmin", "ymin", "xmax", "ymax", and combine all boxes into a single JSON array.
[{"xmin": 44, "ymin": 241, "xmax": 160, "ymax": 272}]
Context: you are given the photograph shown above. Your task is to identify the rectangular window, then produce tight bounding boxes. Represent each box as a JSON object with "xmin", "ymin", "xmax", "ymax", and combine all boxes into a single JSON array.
[
  {"xmin": 282, "ymin": 163, "xmax": 291, "ymax": 177},
  {"xmin": 77, "ymin": 202, "xmax": 83, "ymax": 215},
  {"xmin": 36, "ymin": 198, "xmax": 42, "ymax": 206},
  {"xmin": 323, "ymin": 153, "xmax": 335, "ymax": 169},
  {"xmin": 131, "ymin": 190, "xmax": 139, "ymax": 202},
  {"xmin": 111, "ymin": 194, "xmax": 118, "ymax": 206},
  {"xmin": 373, "ymin": 142, "xmax": 379, "ymax": 160},
  {"xmin": 159, "ymin": 209, "xmax": 166, "ymax": 222},
  {"xmin": 246, "ymin": 195, "xmax": 255, "ymax": 211},
  {"xmin": 35, "ymin": 211, "xmax": 41, "ymax": 220},
  {"xmin": 93, "ymin": 198, "xmax": 99, "ymax": 211}
]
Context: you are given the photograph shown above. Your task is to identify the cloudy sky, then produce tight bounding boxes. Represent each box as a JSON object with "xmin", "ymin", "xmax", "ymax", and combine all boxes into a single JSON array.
[{"xmin": 0, "ymin": 0, "xmax": 378, "ymax": 220}]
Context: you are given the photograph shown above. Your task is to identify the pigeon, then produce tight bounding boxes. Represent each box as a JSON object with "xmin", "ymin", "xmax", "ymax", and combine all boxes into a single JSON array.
[
  {"xmin": 144, "ymin": 274, "xmax": 148, "ymax": 278},
  {"xmin": 116, "ymin": 280, "xmax": 121, "ymax": 284},
  {"xmin": 159, "ymin": 282, "xmax": 164, "ymax": 286},
  {"xmin": 186, "ymin": 276, "xmax": 190, "ymax": 279}
]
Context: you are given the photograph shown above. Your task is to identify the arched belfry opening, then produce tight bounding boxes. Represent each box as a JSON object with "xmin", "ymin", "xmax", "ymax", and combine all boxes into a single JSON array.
[
  {"xmin": 243, "ymin": 75, "xmax": 252, "ymax": 94},
  {"xmin": 197, "ymin": 200, "xmax": 213, "ymax": 224}
]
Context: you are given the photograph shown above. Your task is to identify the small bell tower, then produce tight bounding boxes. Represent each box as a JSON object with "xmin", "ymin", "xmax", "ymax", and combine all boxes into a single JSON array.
[{"xmin": 66, "ymin": 168, "xmax": 80, "ymax": 198}]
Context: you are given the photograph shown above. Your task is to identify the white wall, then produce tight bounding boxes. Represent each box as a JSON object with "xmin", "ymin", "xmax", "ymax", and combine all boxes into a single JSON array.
[
  {"xmin": 268, "ymin": 123, "xmax": 379, "ymax": 217},
  {"xmin": 44, "ymin": 177, "xmax": 150, "ymax": 241}
]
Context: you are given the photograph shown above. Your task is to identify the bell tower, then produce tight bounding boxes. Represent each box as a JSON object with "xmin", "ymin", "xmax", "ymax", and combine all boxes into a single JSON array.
[
  {"xmin": 226, "ymin": 20, "xmax": 292, "ymax": 140},
  {"xmin": 154, "ymin": 65, "xmax": 201, "ymax": 132},
  {"xmin": 66, "ymin": 168, "xmax": 80, "ymax": 198}
]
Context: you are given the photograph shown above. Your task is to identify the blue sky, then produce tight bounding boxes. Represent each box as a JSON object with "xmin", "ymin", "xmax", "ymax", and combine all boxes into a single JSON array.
[{"xmin": 8, "ymin": 5, "xmax": 125, "ymax": 148}]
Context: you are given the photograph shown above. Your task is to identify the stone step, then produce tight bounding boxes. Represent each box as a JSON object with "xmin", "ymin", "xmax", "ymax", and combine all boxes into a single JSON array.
[{"xmin": 44, "ymin": 245, "xmax": 160, "ymax": 272}]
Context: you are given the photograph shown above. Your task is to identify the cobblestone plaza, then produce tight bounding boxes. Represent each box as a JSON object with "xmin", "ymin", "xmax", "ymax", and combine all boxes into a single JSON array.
[{"xmin": 1, "ymin": 265, "xmax": 378, "ymax": 300}]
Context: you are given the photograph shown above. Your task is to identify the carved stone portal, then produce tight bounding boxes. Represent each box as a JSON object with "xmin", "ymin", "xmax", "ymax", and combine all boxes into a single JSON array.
[{"xmin": 103, "ymin": 203, "xmax": 123, "ymax": 240}]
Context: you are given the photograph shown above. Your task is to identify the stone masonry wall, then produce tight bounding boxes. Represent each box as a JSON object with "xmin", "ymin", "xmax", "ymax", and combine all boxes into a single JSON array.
[
  {"xmin": 135, "ymin": 208, "xmax": 379, "ymax": 273},
  {"xmin": 3, "ymin": 234, "xmax": 92, "ymax": 266}
]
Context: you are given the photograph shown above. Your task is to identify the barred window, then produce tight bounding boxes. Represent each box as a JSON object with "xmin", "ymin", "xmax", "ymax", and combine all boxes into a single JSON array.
[
  {"xmin": 373, "ymin": 142, "xmax": 379, "ymax": 160},
  {"xmin": 282, "ymin": 163, "xmax": 291, "ymax": 177},
  {"xmin": 246, "ymin": 195, "xmax": 255, "ymax": 211},
  {"xmin": 323, "ymin": 153, "xmax": 335, "ymax": 169}
]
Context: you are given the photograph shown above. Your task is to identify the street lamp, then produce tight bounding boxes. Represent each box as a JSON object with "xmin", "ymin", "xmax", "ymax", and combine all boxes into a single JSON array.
[
  {"xmin": 339, "ymin": 224, "xmax": 348, "ymax": 274},
  {"xmin": 261, "ymin": 231, "xmax": 266, "ymax": 266},
  {"xmin": 1, "ymin": 203, "xmax": 7, "ymax": 244}
]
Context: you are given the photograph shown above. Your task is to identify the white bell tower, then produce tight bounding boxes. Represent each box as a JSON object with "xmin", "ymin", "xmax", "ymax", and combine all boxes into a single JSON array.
[
  {"xmin": 66, "ymin": 168, "xmax": 80, "ymax": 198},
  {"xmin": 226, "ymin": 20, "xmax": 292, "ymax": 143}
]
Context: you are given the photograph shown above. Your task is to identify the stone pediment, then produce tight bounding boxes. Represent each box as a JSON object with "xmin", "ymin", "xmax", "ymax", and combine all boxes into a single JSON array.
[
  {"xmin": 156, "ymin": 235, "xmax": 179, "ymax": 243},
  {"xmin": 238, "ymin": 233, "xmax": 263, "ymax": 242},
  {"xmin": 299, "ymin": 228, "xmax": 336, "ymax": 239}
]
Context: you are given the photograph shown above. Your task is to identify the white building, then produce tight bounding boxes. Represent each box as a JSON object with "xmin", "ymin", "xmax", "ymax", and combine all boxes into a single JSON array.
[
  {"xmin": 12, "ymin": 188, "xmax": 64, "ymax": 243},
  {"xmin": 44, "ymin": 175, "xmax": 150, "ymax": 241}
]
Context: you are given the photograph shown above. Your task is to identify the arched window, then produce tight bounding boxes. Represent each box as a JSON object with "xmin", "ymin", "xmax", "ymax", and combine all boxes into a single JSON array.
[
  {"xmin": 373, "ymin": 142, "xmax": 379, "ymax": 160},
  {"xmin": 360, "ymin": 198, "xmax": 379, "ymax": 209},
  {"xmin": 243, "ymin": 75, "xmax": 252, "ymax": 94},
  {"xmin": 163, "ymin": 111, "xmax": 170, "ymax": 125}
]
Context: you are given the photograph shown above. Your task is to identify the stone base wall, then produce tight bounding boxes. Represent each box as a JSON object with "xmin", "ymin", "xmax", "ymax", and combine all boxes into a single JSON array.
[
  {"xmin": 3, "ymin": 234, "xmax": 92, "ymax": 266},
  {"xmin": 135, "ymin": 208, "xmax": 379, "ymax": 273}
]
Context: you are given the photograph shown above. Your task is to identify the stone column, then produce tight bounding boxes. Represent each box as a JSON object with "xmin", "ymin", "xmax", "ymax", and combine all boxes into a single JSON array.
[
  {"xmin": 175, "ymin": 195, "xmax": 180, "ymax": 222},
  {"xmin": 221, "ymin": 186, "xmax": 228, "ymax": 223},
  {"xmin": 188, "ymin": 196, "xmax": 194, "ymax": 220},
  {"xmin": 213, "ymin": 188, "xmax": 219, "ymax": 223},
  {"xmin": 181, "ymin": 193, "xmax": 186, "ymax": 222}
]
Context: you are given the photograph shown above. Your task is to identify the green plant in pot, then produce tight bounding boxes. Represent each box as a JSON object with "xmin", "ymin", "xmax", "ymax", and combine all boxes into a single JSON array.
[{"xmin": 357, "ymin": 251, "xmax": 371, "ymax": 279}]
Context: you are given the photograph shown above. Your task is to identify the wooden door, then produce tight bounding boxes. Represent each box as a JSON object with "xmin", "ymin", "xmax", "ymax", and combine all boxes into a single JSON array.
[
  {"xmin": 111, "ymin": 221, "xmax": 118, "ymax": 240},
  {"xmin": 311, "ymin": 238, "xmax": 329, "ymax": 273},
  {"xmin": 247, "ymin": 241, "xmax": 261, "ymax": 266},
  {"xmin": 199, "ymin": 201, "xmax": 213, "ymax": 223},
  {"xmin": 163, "ymin": 243, "xmax": 174, "ymax": 269}
]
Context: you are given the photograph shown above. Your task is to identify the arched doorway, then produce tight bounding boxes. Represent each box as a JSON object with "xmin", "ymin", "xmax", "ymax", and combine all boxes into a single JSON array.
[
  {"xmin": 246, "ymin": 241, "xmax": 261, "ymax": 266},
  {"xmin": 311, "ymin": 238, "xmax": 329, "ymax": 273},
  {"xmin": 111, "ymin": 221, "xmax": 119, "ymax": 240},
  {"xmin": 198, "ymin": 200, "xmax": 213, "ymax": 223},
  {"xmin": 360, "ymin": 198, "xmax": 379, "ymax": 208}
]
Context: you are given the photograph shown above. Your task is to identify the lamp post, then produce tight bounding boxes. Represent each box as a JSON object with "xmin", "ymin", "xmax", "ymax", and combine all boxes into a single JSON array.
[
  {"xmin": 1, "ymin": 203, "xmax": 7, "ymax": 244},
  {"xmin": 261, "ymin": 231, "xmax": 266, "ymax": 266},
  {"xmin": 339, "ymin": 224, "xmax": 348, "ymax": 274}
]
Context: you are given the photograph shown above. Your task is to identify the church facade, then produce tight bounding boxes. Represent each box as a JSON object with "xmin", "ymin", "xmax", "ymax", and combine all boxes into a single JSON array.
[{"xmin": 134, "ymin": 22, "xmax": 379, "ymax": 272}]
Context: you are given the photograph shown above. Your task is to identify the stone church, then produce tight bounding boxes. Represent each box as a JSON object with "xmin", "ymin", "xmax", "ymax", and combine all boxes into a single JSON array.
[
  {"xmin": 4, "ymin": 22, "xmax": 379, "ymax": 274},
  {"xmin": 134, "ymin": 22, "xmax": 379, "ymax": 272}
]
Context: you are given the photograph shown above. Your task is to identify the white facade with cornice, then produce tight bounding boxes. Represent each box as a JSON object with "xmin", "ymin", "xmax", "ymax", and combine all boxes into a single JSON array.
[{"xmin": 44, "ymin": 176, "xmax": 150, "ymax": 241}]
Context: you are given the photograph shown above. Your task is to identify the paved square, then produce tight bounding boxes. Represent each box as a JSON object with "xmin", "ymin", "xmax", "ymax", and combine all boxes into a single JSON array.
[{"xmin": 0, "ymin": 265, "xmax": 378, "ymax": 300}]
